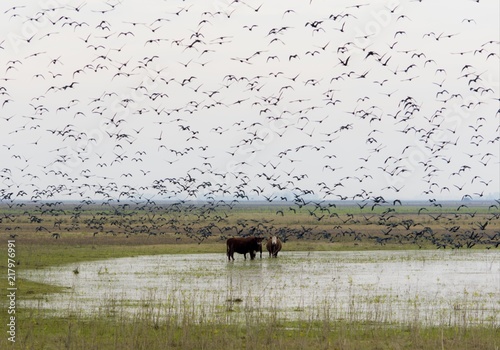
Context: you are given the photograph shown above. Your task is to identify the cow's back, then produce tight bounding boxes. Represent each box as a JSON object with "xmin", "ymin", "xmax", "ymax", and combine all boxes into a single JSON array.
[{"xmin": 232, "ymin": 237, "xmax": 255, "ymax": 253}]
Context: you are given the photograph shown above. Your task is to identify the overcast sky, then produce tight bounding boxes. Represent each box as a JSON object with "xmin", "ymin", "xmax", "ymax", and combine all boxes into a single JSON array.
[{"xmin": 0, "ymin": 0, "xmax": 499, "ymax": 203}]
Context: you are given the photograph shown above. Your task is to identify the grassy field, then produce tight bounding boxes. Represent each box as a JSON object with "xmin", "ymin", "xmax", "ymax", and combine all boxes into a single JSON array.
[
  {"xmin": 2, "ymin": 308, "xmax": 499, "ymax": 350},
  {"xmin": 1, "ymin": 202, "xmax": 499, "ymax": 349}
]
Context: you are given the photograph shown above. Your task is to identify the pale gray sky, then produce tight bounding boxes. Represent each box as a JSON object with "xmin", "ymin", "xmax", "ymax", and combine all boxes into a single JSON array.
[{"xmin": 0, "ymin": 0, "xmax": 499, "ymax": 202}]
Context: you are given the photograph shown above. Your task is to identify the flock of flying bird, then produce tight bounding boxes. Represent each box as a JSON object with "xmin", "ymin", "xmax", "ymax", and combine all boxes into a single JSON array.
[{"xmin": 0, "ymin": 0, "xmax": 499, "ymax": 247}]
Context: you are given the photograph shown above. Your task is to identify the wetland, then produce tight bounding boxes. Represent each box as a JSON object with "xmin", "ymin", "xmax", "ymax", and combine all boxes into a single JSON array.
[
  {"xmin": 21, "ymin": 250, "xmax": 500, "ymax": 326},
  {"xmin": 1, "ymin": 202, "xmax": 499, "ymax": 349}
]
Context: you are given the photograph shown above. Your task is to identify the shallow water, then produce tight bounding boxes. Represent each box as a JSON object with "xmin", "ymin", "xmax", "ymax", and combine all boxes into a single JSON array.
[{"xmin": 21, "ymin": 250, "xmax": 500, "ymax": 326}]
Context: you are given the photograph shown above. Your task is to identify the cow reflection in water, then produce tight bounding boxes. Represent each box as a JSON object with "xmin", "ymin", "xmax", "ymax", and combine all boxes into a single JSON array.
[
  {"xmin": 226, "ymin": 236, "xmax": 264, "ymax": 261},
  {"xmin": 266, "ymin": 236, "xmax": 282, "ymax": 258}
]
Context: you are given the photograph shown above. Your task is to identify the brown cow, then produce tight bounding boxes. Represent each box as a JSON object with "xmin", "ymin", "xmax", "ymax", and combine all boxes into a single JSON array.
[
  {"xmin": 226, "ymin": 236, "xmax": 264, "ymax": 261},
  {"xmin": 266, "ymin": 236, "xmax": 282, "ymax": 258}
]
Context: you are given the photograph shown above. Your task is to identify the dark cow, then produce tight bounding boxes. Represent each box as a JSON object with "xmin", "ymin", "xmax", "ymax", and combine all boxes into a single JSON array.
[
  {"xmin": 266, "ymin": 236, "xmax": 282, "ymax": 258},
  {"xmin": 226, "ymin": 236, "xmax": 264, "ymax": 261}
]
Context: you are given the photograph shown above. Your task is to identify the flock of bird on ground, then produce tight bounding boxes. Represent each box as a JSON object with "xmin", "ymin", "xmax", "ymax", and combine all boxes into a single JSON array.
[{"xmin": 0, "ymin": 0, "xmax": 499, "ymax": 248}]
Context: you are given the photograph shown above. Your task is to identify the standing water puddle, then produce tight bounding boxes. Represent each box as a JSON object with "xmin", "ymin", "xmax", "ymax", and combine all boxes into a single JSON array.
[{"xmin": 21, "ymin": 250, "xmax": 500, "ymax": 326}]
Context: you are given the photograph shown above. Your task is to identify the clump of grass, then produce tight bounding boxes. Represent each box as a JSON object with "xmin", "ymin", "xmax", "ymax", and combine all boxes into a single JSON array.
[{"xmin": 226, "ymin": 297, "xmax": 243, "ymax": 303}]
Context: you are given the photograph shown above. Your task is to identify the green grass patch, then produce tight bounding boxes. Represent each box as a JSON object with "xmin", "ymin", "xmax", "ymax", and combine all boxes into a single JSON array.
[
  {"xmin": 2, "ymin": 308, "xmax": 498, "ymax": 350},
  {"xmin": 16, "ymin": 278, "xmax": 69, "ymax": 298}
]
